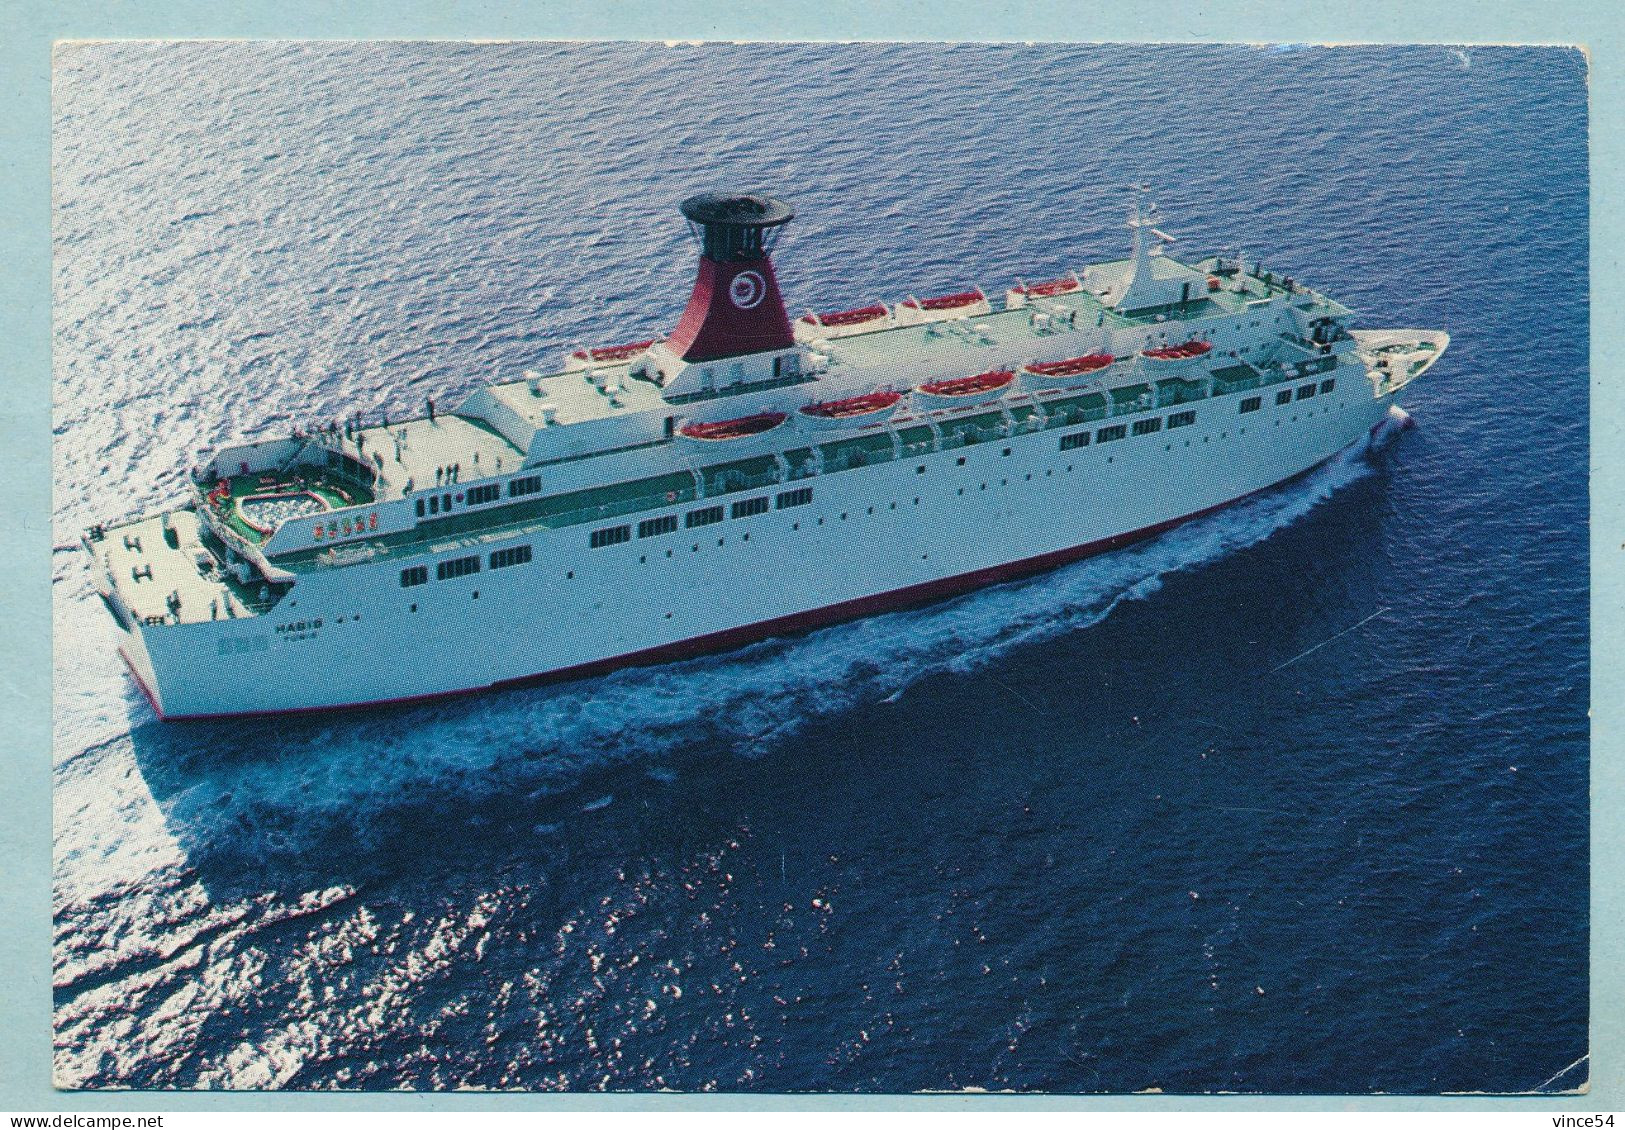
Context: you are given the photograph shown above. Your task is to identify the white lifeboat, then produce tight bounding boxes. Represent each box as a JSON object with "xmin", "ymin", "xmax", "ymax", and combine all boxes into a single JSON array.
[
  {"xmin": 912, "ymin": 369, "xmax": 1016, "ymax": 410},
  {"xmin": 893, "ymin": 288, "xmax": 992, "ymax": 326},
  {"xmin": 796, "ymin": 390, "xmax": 903, "ymax": 431},
  {"xmin": 677, "ymin": 411, "xmax": 788, "ymax": 444},
  {"xmin": 1005, "ymin": 275, "xmax": 1082, "ymax": 309},
  {"xmin": 1140, "ymin": 339, "xmax": 1214, "ymax": 368},
  {"xmin": 564, "ymin": 339, "xmax": 657, "ymax": 371},
  {"xmin": 794, "ymin": 303, "xmax": 890, "ymax": 342},
  {"xmin": 1020, "ymin": 353, "xmax": 1115, "ymax": 390}
]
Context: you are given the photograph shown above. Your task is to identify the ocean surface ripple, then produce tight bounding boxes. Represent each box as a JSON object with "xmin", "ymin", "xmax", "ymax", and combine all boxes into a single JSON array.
[{"xmin": 52, "ymin": 42, "xmax": 1588, "ymax": 1093}]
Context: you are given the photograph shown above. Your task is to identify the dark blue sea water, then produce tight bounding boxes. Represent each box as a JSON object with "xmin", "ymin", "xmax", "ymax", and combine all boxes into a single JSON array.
[{"xmin": 51, "ymin": 42, "xmax": 1588, "ymax": 1092}]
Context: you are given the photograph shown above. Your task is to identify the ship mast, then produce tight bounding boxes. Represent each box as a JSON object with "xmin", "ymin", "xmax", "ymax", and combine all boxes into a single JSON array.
[{"xmin": 1113, "ymin": 184, "xmax": 1166, "ymax": 311}]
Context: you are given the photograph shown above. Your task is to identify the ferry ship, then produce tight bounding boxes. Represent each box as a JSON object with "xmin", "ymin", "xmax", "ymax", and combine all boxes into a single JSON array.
[{"xmin": 83, "ymin": 190, "xmax": 1448, "ymax": 719}]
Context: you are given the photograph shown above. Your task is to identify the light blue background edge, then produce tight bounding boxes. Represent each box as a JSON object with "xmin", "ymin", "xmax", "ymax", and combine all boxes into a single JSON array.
[{"xmin": 2, "ymin": 0, "xmax": 1616, "ymax": 1113}]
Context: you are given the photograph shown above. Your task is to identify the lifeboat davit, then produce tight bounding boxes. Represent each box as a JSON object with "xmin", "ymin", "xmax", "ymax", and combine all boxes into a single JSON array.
[
  {"xmin": 893, "ymin": 288, "xmax": 992, "ymax": 326},
  {"xmin": 794, "ymin": 303, "xmax": 890, "ymax": 342},
  {"xmin": 913, "ymin": 369, "xmax": 1016, "ymax": 409},
  {"xmin": 565, "ymin": 339, "xmax": 657, "ymax": 370},
  {"xmin": 1141, "ymin": 339, "xmax": 1214, "ymax": 365},
  {"xmin": 1005, "ymin": 275, "xmax": 1082, "ymax": 308},
  {"xmin": 1020, "ymin": 353, "xmax": 1115, "ymax": 389},
  {"xmin": 677, "ymin": 412, "xmax": 788, "ymax": 443},
  {"xmin": 797, "ymin": 390, "xmax": 903, "ymax": 430}
]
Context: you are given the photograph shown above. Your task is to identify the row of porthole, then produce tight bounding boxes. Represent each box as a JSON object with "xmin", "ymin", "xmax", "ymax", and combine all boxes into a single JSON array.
[
  {"xmin": 599, "ymin": 461, "xmax": 1098, "ymax": 557},
  {"xmin": 636, "ymin": 529, "xmax": 755, "ymax": 564}
]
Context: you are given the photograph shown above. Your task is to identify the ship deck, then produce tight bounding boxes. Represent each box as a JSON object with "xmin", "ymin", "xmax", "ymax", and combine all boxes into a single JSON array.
[
  {"xmin": 339, "ymin": 412, "xmax": 526, "ymax": 503},
  {"xmin": 91, "ymin": 509, "xmax": 273, "ymax": 625},
  {"xmin": 205, "ymin": 468, "xmax": 374, "ymax": 543},
  {"xmin": 809, "ymin": 256, "xmax": 1329, "ymax": 375}
]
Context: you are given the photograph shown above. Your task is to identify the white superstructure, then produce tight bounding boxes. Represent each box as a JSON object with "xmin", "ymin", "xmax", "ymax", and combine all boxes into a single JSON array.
[{"xmin": 84, "ymin": 191, "xmax": 1448, "ymax": 719}]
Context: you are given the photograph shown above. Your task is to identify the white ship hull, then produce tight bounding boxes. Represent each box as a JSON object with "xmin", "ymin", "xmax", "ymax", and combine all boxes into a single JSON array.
[{"xmin": 106, "ymin": 373, "xmax": 1395, "ymax": 719}]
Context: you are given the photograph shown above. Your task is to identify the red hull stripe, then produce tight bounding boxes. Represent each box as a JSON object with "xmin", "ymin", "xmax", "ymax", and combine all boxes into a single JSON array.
[{"xmin": 139, "ymin": 444, "xmax": 1361, "ymax": 722}]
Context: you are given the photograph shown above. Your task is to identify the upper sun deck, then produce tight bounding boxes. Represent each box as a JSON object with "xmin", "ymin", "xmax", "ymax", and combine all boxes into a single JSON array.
[
  {"xmin": 347, "ymin": 412, "xmax": 525, "ymax": 502},
  {"xmin": 803, "ymin": 254, "xmax": 1333, "ymax": 375},
  {"xmin": 484, "ymin": 369, "xmax": 667, "ymax": 430}
]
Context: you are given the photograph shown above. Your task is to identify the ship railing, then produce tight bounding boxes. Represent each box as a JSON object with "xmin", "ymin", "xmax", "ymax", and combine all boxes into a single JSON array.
[
  {"xmin": 1044, "ymin": 405, "xmax": 1108, "ymax": 429},
  {"xmin": 1155, "ymin": 386, "xmax": 1207, "ymax": 409},
  {"xmin": 1107, "ymin": 394, "xmax": 1155, "ymax": 418},
  {"xmin": 1005, "ymin": 418, "xmax": 1047, "ymax": 439},
  {"xmin": 1211, "ymin": 372, "xmax": 1264, "ymax": 394},
  {"xmin": 700, "ymin": 468, "xmax": 781, "ymax": 496},
  {"xmin": 938, "ymin": 426, "xmax": 1006, "ymax": 450},
  {"xmin": 1276, "ymin": 333, "xmax": 1323, "ymax": 358},
  {"xmin": 545, "ymin": 487, "xmax": 705, "ymax": 530},
  {"xmin": 663, "ymin": 372, "xmax": 818, "ymax": 407}
]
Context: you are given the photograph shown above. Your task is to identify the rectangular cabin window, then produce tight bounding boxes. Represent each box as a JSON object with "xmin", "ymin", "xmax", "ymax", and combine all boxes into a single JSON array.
[
  {"xmin": 638, "ymin": 515, "xmax": 678, "ymax": 539},
  {"xmin": 1275, "ymin": 390, "xmax": 1293, "ymax": 406},
  {"xmin": 1132, "ymin": 418, "xmax": 1163, "ymax": 436},
  {"xmin": 1297, "ymin": 383, "xmax": 1317, "ymax": 400},
  {"xmin": 466, "ymin": 484, "xmax": 500, "ymax": 505},
  {"xmin": 1239, "ymin": 396, "xmax": 1262, "ymax": 414},
  {"xmin": 730, "ymin": 496, "xmax": 770, "ymax": 520},
  {"xmin": 1167, "ymin": 410, "xmax": 1196, "ymax": 428},
  {"xmin": 589, "ymin": 525, "xmax": 631, "ymax": 549},
  {"xmin": 1096, "ymin": 424, "xmax": 1128, "ymax": 444},
  {"xmin": 400, "ymin": 565, "xmax": 428, "ymax": 588},
  {"xmin": 415, "ymin": 499, "xmax": 426, "ymax": 517},
  {"xmin": 442, "ymin": 493, "xmax": 453, "ymax": 511},
  {"xmin": 686, "ymin": 505, "xmax": 724, "ymax": 528},
  {"xmin": 776, "ymin": 487, "xmax": 813, "ymax": 509},
  {"xmin": 489, "ymin": 545, "xmax": 532, "ymax": 570},
  {"xmin": 1320, "ymin": 378, "xmax": 1337, "ymax": 394},
  {"xmin": 436, "ymin": 555, "xmax": 481, "ymax": 581},
  {"xmin": 428, "ymin": 496, "xmax": 440, "ymax": 515},
  {"xmin": 508, "ymin": 475, "xmax": 542, "ymax": 497},
  {"xmin": 1060, "ymin": 431, "xmax": 1090, "ymax": 451}
]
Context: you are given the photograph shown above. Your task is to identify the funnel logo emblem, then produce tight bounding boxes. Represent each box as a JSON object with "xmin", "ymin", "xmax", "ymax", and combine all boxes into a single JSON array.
[{"xmin": 729, "ymin": 270, "xmax": 767, "ymax": 310}]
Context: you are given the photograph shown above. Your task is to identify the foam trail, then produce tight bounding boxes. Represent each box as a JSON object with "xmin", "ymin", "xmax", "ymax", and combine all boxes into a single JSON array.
[{"xmin": 130, "ymin": 416, "xmax": 1405, "ymax": 855}]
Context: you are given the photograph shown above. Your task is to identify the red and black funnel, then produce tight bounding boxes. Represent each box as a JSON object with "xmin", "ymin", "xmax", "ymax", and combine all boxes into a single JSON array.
[{"xmin": 666, "ymin": 193, "xmax": 796, "ymax": 363}]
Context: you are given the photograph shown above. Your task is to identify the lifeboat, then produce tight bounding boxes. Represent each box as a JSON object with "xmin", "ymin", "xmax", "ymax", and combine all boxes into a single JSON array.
[
  {"xmin": 893, "ymin": 288, "xmax": 992, "ymax": 326},
  {"xmin": 913, "ymin": 369, "xmax": 1016, "ymax": 409},
  {"xmin": 1141, "ymin": 339, "xmax": 1214, "ymax": 366},
  {"xmin": 1020, "ymin": 353, "xmax": 1115, "ymax": 389},
  {"xmin": 565, "ymin": 339, "xmax": 657, "ymax": 370},
  {"xmin": 797, "ymin": 390, "xmax": 903, "ymax": 430},
  {"xmin": 1005, "ymin": 275, "xmax": 1082, "ymax": 308},
  {"xmin": 677, "ymin": 412, "xmax": 787, "ymax": 443},
  {"xmin": 794, "ymin": 303, "xmax": 890, "ymax": 342}
]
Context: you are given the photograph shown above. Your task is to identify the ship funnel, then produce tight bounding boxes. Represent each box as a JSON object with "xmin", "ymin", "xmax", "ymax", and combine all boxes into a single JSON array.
[{"xmin": 666, "ymin": 193, "xmax": 796, "ymax": 363}]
